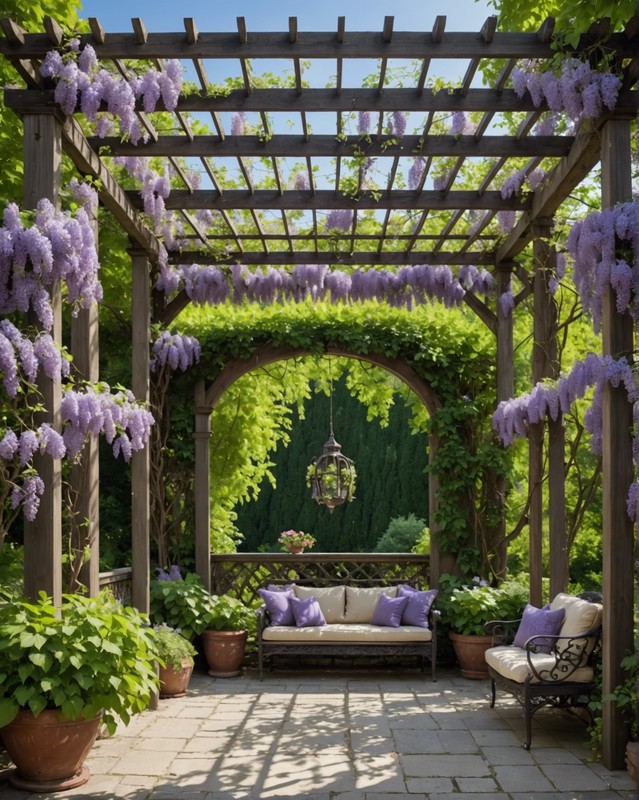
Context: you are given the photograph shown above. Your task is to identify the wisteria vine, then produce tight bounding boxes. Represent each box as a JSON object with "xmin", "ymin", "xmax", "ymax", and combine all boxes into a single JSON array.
[
  {"xmin": 493, "ymin": 352, "xmax": 639, "ymax": 519},
  {"xmin": 0, "ymin": 184, "xmax": 155, "ymax": 531},
  {"xmin": 567, "ymin": 201, "xmax": 639, "ymax": 334},
  {"xmin": 157, "ymin": 261, "xmax": 496, "ymax": 310}
]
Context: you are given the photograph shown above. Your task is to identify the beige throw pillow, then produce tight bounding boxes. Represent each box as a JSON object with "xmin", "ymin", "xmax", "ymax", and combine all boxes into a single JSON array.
[
  {"xmin": 294, "ymin": 585, "xmax": 346, "ymax": 624},
  {"xmin": 344, "ymin": 586, "xmax": 398, "ymax": 623}
]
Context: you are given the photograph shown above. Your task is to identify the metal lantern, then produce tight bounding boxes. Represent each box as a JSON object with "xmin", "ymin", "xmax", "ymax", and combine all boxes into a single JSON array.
[{"xmin": 308, "ymin": 361, "xmax": 356, "ymax": 512}]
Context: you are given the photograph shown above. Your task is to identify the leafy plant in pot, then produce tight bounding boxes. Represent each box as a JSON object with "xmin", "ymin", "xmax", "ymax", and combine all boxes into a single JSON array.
[
  {"xmin": 438, "ymin": 574, "xmax": 527, "ymax": 679},
  {"xmin": 201, "ymin": 595, "xmax": 255, "ymax": 678},
  {"xmin": 154, "ymin": 624, "xmax": 197, "ymax": 698},
  {"xmin": 0, "ymin": 591, "xmax": 160, "ymax": 791}
]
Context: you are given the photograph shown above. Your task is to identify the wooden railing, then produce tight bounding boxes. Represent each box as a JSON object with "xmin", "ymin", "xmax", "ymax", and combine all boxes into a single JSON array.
[
  {"xmin": 99, "ymin": 567, "xmax": 132, "ymax": 605},
  {"xmin": 211, "ymin": 553, "xmax": 430, "ymax": 607},
  {"xmin": 99, "ymin": 555, "xmax": 430, "ymax": 609}
]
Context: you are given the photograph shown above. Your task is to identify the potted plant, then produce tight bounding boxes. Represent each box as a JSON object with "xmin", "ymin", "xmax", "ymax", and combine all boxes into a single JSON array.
[
  {"xmin": 277, "ymin": 529, "xmax": 316, "ymax": 554},
  {"xmin": 438, "ymin": 574, "xmax": 527, "ymax": 679},
  {"xmin": 201, "ymin": 595, "xmax": 255, "ymax": 678},
  {"xmin": 154, "ymin": 623, "xmax": 197, "ymax": 698},
  {"xmin": 0, "ymin": 591, "xmax": 160, "ymax": 791}
]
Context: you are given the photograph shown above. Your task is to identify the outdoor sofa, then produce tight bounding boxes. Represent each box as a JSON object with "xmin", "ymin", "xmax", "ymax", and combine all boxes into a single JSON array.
[{"xmin": 256, "ymin": 583, "xmax": 438, "ymax": 680}]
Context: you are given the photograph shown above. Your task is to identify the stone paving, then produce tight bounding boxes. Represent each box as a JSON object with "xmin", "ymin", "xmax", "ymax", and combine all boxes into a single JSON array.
[{"xmin": 1, "ymin": 667, "xmax": 637, "ymax": 800}]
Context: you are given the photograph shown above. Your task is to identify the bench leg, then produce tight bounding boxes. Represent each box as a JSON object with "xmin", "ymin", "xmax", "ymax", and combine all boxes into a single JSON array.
[
  {"xmin": 490, "ymin": 677, "xmax": 496, "ymax": 708},
  {"xmin": 523, "ymin": 680, "xmax": 532, "ymax": 750}
]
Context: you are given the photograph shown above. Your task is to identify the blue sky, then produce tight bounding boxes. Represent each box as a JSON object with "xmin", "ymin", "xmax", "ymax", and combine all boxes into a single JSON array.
[{"xmin": 79, "ymin": 0, "xmax": 493, "ymax": 36}]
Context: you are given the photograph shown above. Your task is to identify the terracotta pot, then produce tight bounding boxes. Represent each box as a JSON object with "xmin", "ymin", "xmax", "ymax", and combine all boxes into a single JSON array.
[
  {"xmin": 201, "ymin": 629, "xmax": 247, "ymax": 677},
  {"xmin": 449, "ymin": 631, "xmax": 493, "ymax": 679},
  {"xmin": 286, "ymin": 546, "xmax": 304, "ymax": 554},
  {"xmin": 2, "ymin": 709, "xmax": 101, "ymax": 791},
  {"xmin": 159, "ymin": 658, "xmax": 194, "ymax": 698}
]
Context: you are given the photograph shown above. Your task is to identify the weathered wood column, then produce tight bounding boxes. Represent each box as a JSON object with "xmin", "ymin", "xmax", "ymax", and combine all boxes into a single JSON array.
[
  {"xmin": 194, "ymin": 380, "xmax": 212, "ymax": 591},
  {"xmin": 22, "ymin": 112, "xmax": 63, "ymax": 604},
  {"xmin": 529, "ymin": 219, "xmax": 566, "ymax": 603},
  {"xmin": 428, "ymin": 433, "xmax": 450, "ymax": 586},
  {"xmin": 600, "ymin": 118, "xmax": 634, "ymax": 770},
  {"xmin": 494, "ymin": 262, "xmax": 514, "ymax": 579},
  {"xmin": 131, "ymin": 249, "xmax": 151, "ymax": 613},
  {"xmin": 70, "ymin": 205, "xmax": 100, "ymax": 597}
]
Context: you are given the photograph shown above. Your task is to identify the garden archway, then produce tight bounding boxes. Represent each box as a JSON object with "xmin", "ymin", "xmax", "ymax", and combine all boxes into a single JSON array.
[{"xmin": 192, "ymin": 343, "xmax": 451, "ymax": 588}]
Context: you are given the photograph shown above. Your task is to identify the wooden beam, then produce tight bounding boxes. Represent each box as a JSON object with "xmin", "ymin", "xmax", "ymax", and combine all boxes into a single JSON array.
[
  {"xmin": 495, "ymin": 125, "xmax": 606, "ymax": 264},
  {"xmin": 600, "ymin": 118, "xmax": 634, "ymax": 772},
  {"xmin": 168, "ymin": 249, "xmax": 494, "ymax": 267},
  {"xmin": 91, "ymin": 132, "xmax": 575, "ymax": 159},
  {"xmin": 5, "ymin": 28, "xmax": 638, "ymax": 60},
  {"xmin": 194, "ymin": 388, "xmax": 212, "ymax": 591},
  {"xmin": 131, "ymin": 189, "xmax": 528, "ymax": 212}
]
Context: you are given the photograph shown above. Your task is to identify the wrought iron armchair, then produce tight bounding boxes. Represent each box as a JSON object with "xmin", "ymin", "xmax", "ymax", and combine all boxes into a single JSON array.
[{"xmin": 484, "ymin": 593, "xmax": 603, "ymax": 749}]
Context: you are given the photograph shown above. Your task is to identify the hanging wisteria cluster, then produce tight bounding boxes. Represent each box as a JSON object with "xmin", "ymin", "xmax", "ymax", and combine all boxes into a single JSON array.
[
  {"xmin": 511, "ymin": 58, "xmax": 622, "ymax": 124},
  {"xmin": 40, "ymin": 44, "xmax": 183, "ymax": 144},
  {"xmin": 567, "ymin": 201, "xmax": 639, "ymax": 333},
  {"xmin": 493, "ymin": 352, "xmax": 639, "ymax": 519},
  {"xmin": 0, "ymin": 190, "xmax": 102, "ymax": 330},
  {"xmin": 60, "ymin": 385, "xmax": 155, "ymax": 462},
  {"xmin": 150, "ymin": 331, "xmax": 201, "ymax": 373},
  {"xmin": 0, "ymin": 320, "xmax": 69, "ymax": 397},
  {"xmin": 158, "ymin": 261, "xmax": 496, "ymax": 309}
]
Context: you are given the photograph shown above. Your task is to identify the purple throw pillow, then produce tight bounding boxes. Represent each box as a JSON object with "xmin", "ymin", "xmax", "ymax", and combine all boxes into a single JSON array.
[
  {"xmin": 513, "ymin": 603, "xmax": 565, "ymax": 653},
  {"xmin": 290, "ymin": 595, "xmax": 326, "ymax": 627},
  {"xmin": 371, "ymin": 594, "xmax": 409, "ymax": 628},
  {"xmin": 258, "ymin": 587, "xmax": 295, "ymax": 626},
  {"xmin": 397, "ymin": 586, "xmax": 438, "ymax": 628}
]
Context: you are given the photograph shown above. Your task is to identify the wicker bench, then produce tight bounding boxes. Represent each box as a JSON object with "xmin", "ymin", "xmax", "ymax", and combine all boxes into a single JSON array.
[
  {"xmin": 256, "ymin": 583, "xmax": 438, "ymax": 680},
  {"xmin": 485, "ymin": 592, "xmax": 603, "ymax": 749}
]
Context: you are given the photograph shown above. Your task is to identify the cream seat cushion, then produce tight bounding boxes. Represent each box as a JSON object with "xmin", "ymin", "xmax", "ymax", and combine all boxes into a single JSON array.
[
  {"xmin": 344, "ymin": 586, "xmax": 398, "ymax": 623},
  {"xmin": 485, "ymin": 645, "xmax": 594, "ymax": 684},
  {"xmin": 293, "ymin": 585, "xmax": 346, "ymax": 624},
  {"xmin": 262, "ymin": 623, "xmax": 432, "ymax": 643},
  {"xmin": 549, "ymin": 593, "xmax": 602, "ymax": 658}
]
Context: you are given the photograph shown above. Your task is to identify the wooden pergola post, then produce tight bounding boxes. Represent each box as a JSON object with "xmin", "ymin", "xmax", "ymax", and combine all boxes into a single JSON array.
[
  {"xmin": 194, "ymin": 380, "xmax": 212, "ymax": 591},
  {"xmin": 600, "ymin": 118, "xmax": 635, "ymax": 770},
  {"xmin": 22, "ymin": 111, "xmax": 63, "ymax": 605},
  {"xmin": 70, "ymin": 205, "xmax": 100, "ymax": 597},
  {"xmin": 495, "ymin": 262, "xmax": 514, "ymax": 578},
  {"xmin": 131, "ymin": 248, "xmax": 151, "ymax": 613},
  {"xmin": 529, "ymin": 219, "xmax": 566, "ymax": 603}
]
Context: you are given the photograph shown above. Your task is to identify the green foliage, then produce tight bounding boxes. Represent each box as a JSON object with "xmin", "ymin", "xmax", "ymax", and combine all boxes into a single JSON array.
[
  {"xmin": 149, "ymin": 573, "xmax": 219, "ymax": 640},
  {"xmin": 588, "ymin": 653, "xmax": 638, "ymax": 757},
  {"xmin": 437, "ymin": 573, "xmax": 528, "ymax": 636},
  {"xmin": 0, "ymin": 543, "xmax": 24, "ymax": 601},
  {"xmin": 152, "ymin": 624, "xmax": 197, "ymax": 671},
  {"xmin": 149, "ymin": 572, "xmax": 253, "ymax": 637},
  {"xmin": 374, "ymin": 514, "xmax": 427, "ymax": 553},
  {"xmin": 0, "ymin": 591, "xmax": 160, "ymax": 735}
]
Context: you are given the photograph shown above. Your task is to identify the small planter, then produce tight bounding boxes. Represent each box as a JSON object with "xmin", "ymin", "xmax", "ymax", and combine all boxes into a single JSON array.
[
  {"xmin": 202, "ymin": 629, "xmax": 247, "ymax": 677},
  {"xmin": 285, "ymin": 546, "xmax": 305, "ymax": 554},
  {"xmin": 159, "ymin": 658, "xmax": 194, "ymax": 698},
  {"xmin": 2, "ymin": 709, "xmax": 102, "ymax": 791},
  {"xmin": 449, "ymin": 631, "xmax": 493, "ymax": 679}
]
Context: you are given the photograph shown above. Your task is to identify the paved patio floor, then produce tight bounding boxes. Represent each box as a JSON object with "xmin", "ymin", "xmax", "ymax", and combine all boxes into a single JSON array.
[{"xmin": 1, "ymin": 666, "xmax": 637, "ymax": 800}]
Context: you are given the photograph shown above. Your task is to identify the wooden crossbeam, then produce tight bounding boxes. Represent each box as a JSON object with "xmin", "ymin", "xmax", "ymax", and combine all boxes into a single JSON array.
[
  {"xmin": 5, "ymin": 29, "xmax": 637, "ymax": 59},
  {"xmin": 88, "ymin": 131, "xmax": 575, "ymax": 158},
  {"xmin": 127, "ymin": 188, "xmax": 529, "ymax": 211},
  {"xmin": 168, "ymin": 249, "xmax": 493, "ymax": 266}
]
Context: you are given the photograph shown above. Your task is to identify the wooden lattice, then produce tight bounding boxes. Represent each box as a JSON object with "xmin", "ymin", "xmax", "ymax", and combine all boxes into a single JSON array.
[{"xmin": 211, "ymin": 553, "xmax": 430, "ymax": 606}]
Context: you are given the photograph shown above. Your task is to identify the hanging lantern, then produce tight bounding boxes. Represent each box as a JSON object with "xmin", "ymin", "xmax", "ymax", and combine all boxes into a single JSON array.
[{"xmin": 307, "ymin": 360, "xmax": 356, "ymax": 512}]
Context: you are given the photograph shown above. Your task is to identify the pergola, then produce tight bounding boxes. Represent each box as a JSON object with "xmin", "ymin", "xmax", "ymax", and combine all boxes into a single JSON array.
[{"xmin": 1, "ymin": 12, "xmax": 638, "ymax": 768}]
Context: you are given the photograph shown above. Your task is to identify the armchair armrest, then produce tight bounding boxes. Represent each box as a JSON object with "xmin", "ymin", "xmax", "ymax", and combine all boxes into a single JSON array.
[
  {"xmin": 255, "ymin": 605, "xmax": 269, "ymax": 638},
  {"xmin": 525, "ymin": 628, "xmax": 601, "ymax": 682},
  {"xmin": 484, "ymin": 618, "xmax": 522, "ymax": 646}
]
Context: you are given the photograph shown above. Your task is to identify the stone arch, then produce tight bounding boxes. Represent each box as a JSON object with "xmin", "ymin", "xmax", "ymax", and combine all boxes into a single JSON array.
[{"xmin": 192, "ymin": 343, "xmax": 452, "ymax": 590}]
